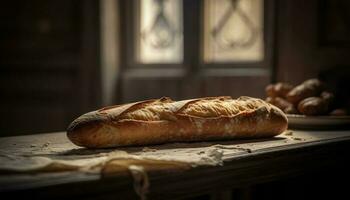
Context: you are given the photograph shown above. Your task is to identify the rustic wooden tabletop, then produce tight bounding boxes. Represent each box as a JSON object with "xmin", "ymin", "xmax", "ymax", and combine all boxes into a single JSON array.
[{"xmin": 1, "ymin": 130, "xmax": 350, "ymax": 199}]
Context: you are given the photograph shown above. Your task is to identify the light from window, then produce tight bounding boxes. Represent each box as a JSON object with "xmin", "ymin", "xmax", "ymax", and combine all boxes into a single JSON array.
[
  {"xmin": 203, "ymin": 0, "xmax": 264, "ymax": 63},
  {"xmin": 136, "ymin": 0, "xmax": 183, "ymax": 64}
]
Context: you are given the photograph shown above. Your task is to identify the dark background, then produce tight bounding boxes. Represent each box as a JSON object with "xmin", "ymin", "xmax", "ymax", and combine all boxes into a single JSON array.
[{"xmin": 1, "ymin": 0, "xmax": 350, "ymax": 136}]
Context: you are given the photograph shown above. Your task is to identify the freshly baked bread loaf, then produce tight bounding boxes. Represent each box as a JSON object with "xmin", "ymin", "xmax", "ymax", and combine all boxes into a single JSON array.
[
  {"xmin": 67, "ymin": 96, "xmax": 288, "ymax": 148},
  {"xmin": 266, "ymin": 97, "xmax": 298, "ymax": 114},
  {"xmin": 286, "ymin": 79, "xmax": 324, "ymax": 104},
  {"xmin": 266, "ymin": 82, "xmax": 294, "ymax": 98},
  {"xmin": 297, "ymin": 97, "xmax": 328, "ymax": 115}
]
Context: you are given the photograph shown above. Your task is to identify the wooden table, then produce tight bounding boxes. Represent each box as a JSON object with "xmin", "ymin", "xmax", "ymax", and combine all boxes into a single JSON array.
[{"xmin": 1, "ymin": 130, "xmax": 350, "ymax": 200}]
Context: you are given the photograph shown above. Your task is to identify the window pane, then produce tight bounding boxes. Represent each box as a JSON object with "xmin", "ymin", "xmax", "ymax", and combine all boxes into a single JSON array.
[
  {"xmin": 137, "ymin": 0, "xmax": 183, "ymax": 64},
  {"xmin": 204, "ymin": 0, "xmax": 264, "ymax": 63}
]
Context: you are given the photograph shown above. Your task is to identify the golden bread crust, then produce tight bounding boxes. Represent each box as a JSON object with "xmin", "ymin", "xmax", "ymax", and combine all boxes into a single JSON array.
[{"xmin": 67, "ymin": 96, "xmax": 288, "ymax": 148}]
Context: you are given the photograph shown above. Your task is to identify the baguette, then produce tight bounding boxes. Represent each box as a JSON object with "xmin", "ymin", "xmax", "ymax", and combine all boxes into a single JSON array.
[{"xmin": 67, "ymin": 96, "xmax": 288, "ymax": 148}]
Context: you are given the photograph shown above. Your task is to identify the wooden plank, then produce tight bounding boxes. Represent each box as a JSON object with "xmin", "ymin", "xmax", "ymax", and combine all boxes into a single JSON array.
[{"xmin": 0, "ymin": 130, "xmax": 349, "ymax": 199}]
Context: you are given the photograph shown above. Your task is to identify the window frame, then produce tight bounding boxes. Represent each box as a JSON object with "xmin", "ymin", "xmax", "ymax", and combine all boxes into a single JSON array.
[
  {"xmin": 120, "ymin": 0, "xmax": 191, "ymax": 69},
  {"xmin": 199, "ymin": 0, "xmax": 275, "ymax": 69},
  {"xmin": 119, "ymin": 0, "xmax": 276, "ymax": 76}
]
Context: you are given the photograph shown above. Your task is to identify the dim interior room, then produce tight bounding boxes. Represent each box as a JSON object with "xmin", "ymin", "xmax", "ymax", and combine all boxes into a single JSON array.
[
  {"xmin": 1, "ymin": 0, "xmax": 350, "ymax": 200},
  {"xmin": 1, "ymin": 0, "xmax": 350, "ymax": 136}
]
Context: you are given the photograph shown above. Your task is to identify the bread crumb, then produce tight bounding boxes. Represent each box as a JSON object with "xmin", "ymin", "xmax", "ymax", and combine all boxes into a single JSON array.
[
  {"xmin": 213, "ymin": 145, "xmax": 251, "ymax": 153},
  {"xmin": 284, "ymin": 130, "xmax": 293, "ymax": 136},
  {"xmin": 197, "ymin": 151, "xmax": 205, "ymax": 155},
  {"xmin": 42, "ymin": 142, "xmax": 50, "ymax": 148},
  {"xmin": 292, "ymin": 137, "xmax": 302, "ymax": 141},
  {"xmin": 30, "ymin": 144, "xmax": 37, "ymax": 147}
]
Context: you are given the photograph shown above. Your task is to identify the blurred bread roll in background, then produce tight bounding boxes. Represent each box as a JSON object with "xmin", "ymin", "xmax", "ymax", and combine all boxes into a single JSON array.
[
  {"xmin": 286, "ymin": 79, "xmax": 324, "ymax": 104},
  {"xmin": 266, "ymin": 97, "xmax": 298, "ymax": 114},
  {"xmin": 297, "ymin": 97, "xmax": 328, "ymax": 115},
  {"xmin": 266, "ymin": 82, "xmax": 294, "ymax": 98},
  {"xmin": 265, "ymin": 78, "xmax": 347, "ymax": 116}
]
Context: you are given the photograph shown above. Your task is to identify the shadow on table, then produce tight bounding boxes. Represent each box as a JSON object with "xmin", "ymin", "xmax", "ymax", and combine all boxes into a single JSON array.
[{"xmin": 61, "ymin": 137, "xmax": 286, "ymax": 156}]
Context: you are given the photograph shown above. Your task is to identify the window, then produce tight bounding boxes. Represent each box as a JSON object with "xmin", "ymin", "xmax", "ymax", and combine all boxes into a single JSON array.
[
  {"xmin": 125, "ymin": 0, "xmax": 270, "ymax": 67},
  {"xmin": 117, "ymin": 0, "xmax": 275, "ymax": 102},
  {"xmin": 203, "ymin": 0, "xmax": 264, "ymax": 63},
  {"xmin": 137, "ymin": 0, "xmax": 183, "ymax": 63}
]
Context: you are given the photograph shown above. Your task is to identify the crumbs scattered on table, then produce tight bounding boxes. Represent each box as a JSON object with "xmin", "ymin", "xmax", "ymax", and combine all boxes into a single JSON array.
[
  {"xmin": 292, "ymin": 137, "xmax": 302, "ymax": 141},
  {"xmin": 284, "ymin": 130, "xmax": 293, "ymax": 136},
  {"xmin": 197, "ymin": 151, "xmax": 205, "ymax": 155},
  {"xmin": 42, "ymin": 142, "xmax": 50, "ymax": 148},
  {"xmin": 212, "ymin": 145, "xmax": 252, "ymax": 153},
  {"xmin": 142, "ymin": 147, "xmax": 157, "ymax": 152}
]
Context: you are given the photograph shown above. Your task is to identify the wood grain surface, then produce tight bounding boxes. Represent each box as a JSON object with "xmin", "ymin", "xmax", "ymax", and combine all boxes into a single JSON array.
[{"xmin": 0, "ymin": 130, "xmax": 350, "ymax": 199}]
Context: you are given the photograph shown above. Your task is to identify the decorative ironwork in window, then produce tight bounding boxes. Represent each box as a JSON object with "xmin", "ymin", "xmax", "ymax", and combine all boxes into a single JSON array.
[
  {"xmin": 136, "ymin": 0, "xmax": 183, "ymax": 64},
  {"xmin": 203, "ymin": 0, "xmax": 264, "ymax": 63}
]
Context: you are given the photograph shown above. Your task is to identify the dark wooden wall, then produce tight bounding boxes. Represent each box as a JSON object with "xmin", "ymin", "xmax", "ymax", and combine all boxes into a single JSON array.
[
  {"xmin": 276, "ymin": 0, "xmax": 350, "ymax": 85},
  {"xmin": 0, "ymin": 0, "xmax": 101, "ymax": 136},
  {"xmin": 1, "ymin": 0, "xmax": 350, "ymax": 136},
  {"xmin": 276, "ymin": 0, "xmax": 350, "ymax": 110}
]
